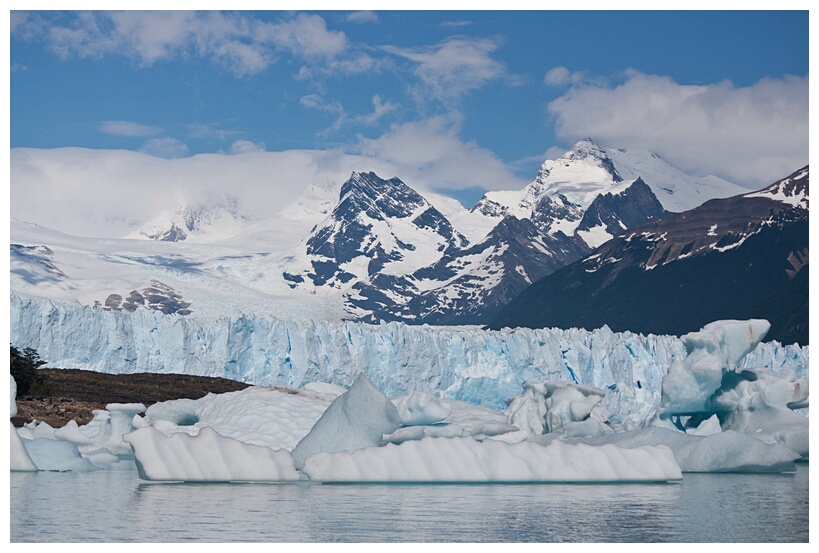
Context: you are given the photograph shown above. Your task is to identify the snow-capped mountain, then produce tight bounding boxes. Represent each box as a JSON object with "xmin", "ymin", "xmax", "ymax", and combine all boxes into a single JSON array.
[
  {"xmin": 492, "ymin": 166, "xmax": 809, "ymax": 345},
  {"xmin": 130, "ymin": 197, "xmax": 253, "ymax": 243},
  {"xmin": 281, "ymin": 171, "xmax": 467, "ymax": 291},
  {"xmin": 10, "ymin": 138, "xmax": 753, "ymax": 327},
  {"xmin": 278, "ymin": 141, "xmax": 673, "ymax": 324}
]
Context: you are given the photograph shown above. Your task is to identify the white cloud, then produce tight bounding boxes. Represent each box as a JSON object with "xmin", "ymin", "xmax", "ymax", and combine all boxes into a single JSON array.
[
  {"xmin": 188, "ymin": 123, "xmax": 242, "ymax": 141},
  {"xmin": 548, "ymin": 71, "xmax": 809, "ymax": 186},
  {"xmin": 544, "ymin": 66, "xmax": 584, "ymax": 87},
  {"xmin": 12, "ymin": 11, "xmax": 347, "ymax": 77},
  {"xmin": 301, "ymin": 94, "xmax": 397, "ymax": 134},
  {"xmin": 99, "ymin": 120, "xmax": 163, "ymax": 137},
  {"xmin": 382, "ymin": 37, "xmax": 512, "ymax": 101},
  {"xmin": 139, "ymin": 137, "xmax": 190, "ymax": 159},
  {"xmin": 346, "ymin": 11, "xmax": 379, "ymax": 24},
  {"xmin": 10, "ymin": 125, "xmax": 527, "ymax": 238},
  {"xmin": 228, "ymin": 140, "xmax": 266, "ymax": 154},
  {"xmin": 439, "ymin": 21, "xmax": 473, "ymax": 27},
  {"xmin": 355, "ymin": 115, "xmax": 527, "ymax": 193}
]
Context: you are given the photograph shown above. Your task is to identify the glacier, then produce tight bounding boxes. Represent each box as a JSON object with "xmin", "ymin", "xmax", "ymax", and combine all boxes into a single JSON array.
[{"xmin": 10, "ymin": 293, "xmax": 808, "ymax": 422}]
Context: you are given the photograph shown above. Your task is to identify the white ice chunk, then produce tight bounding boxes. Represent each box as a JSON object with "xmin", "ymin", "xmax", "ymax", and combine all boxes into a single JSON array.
[
  {"xmin": 303, "ymin": 382, "xmax": 347, "ymax": 398},
  {"xmin": 662, "ymin": 320, "xmax": 769, "ymax": 416},
  {"xmin": 143, "ymin": 394, "xmax": 216, "ymax": 426},
  {"xmin": 302, "ymin": 436, "xmax": 682, "ymax": 482},
  {"xmin": 686, "ymin": 414, "xmax": 722, "ymax": 436},
  {"xmin": 576, "ymin": 427, "xmax": 799, "ymax": 473},
  {"xmin": 394, "ymin": 391, "xmax": 451, "ymax": 426},
  {"xmin": 124, "ymin": 426, "xmax": 300, "ymax": 482},
  {"xmin": 712, "ymin": 367, "xmax": 809, "ymax": 458},
  {"xmin": 191, "ymin": 386, "xmax": 333, "ymax": 450},
  {"xmin": 21, "ymin": 437, "xmax": 98, "ymax": 472},
  {"xmin": 505, "ymin": 382, "xmax": 607, "ymax": 435},
  {"xmin": 10, "ymin": 375, "xmax": 18, "ymax": 418},
  {"xmin": 10, "ymin": 422, "xmax": 38, "ymax": 472},
  {"xmin": 291, "ymin": 373, "xmax": 402, "ymax": 470}
]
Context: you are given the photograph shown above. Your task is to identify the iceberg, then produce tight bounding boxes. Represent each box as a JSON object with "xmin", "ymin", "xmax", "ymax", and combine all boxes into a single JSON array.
[
  {"xmin": 291, "ymin": 373, "xmax": 402, "ymax": 470},
  {"xmin": 659, "ymin": 319, "xmax": 808, "ymax": 458},
  {"xmin": 124, "ymin": 426, "xmax": 300, "ymax": 482},
  {"xmin": 574, "ymin": 428, "xmax": 800, "ymax": 473},
  {"xmin": 301, "ymin": 437, "xmax": 682, "ymax": 483},
  {"xmin": 504, "ymin": 381, "xmax": 610, "ymax": 436},
  {"xmin": 10, "ymin": 376, "xmax": 38, "ymax": 471}
]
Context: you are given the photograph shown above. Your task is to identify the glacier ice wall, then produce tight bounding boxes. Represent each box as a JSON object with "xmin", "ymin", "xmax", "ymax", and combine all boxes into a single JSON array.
[{"xmin": 9, "ymin": 293, "xmax": 809, "ymax": 421}]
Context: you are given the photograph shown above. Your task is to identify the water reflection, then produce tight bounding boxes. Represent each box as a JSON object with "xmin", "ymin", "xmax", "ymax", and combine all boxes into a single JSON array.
[{"xmin": 10, "ymin": 465, "xmax": 808, "ymax": 542}]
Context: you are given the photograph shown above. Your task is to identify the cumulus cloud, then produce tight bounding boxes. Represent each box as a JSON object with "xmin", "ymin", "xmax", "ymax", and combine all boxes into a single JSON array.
[
  {"xmin": 544, "ymin": 66, "xmax": 584, "ymax": 87},
  {"xmin": 346, "ymin": 11, "xmax": 379, "ymax": 24},
  {"xmin": 355, "ymin": 115, "xmax": 527, "ymax": 193},
  {"xmin": 548, "ymin": 71, "xmax": 808, "ymax": 186},
  {"xmin": 382, "ymin": 37, "xmax": 513, "ymax": 101},
  {"xmin": 228, "ymin": 140, "xmax": 266, "ymax": 154},
  {"xmin": 11, "ymin": 118, "xmax": 529, "ymax": 238},
  {"xmin": 12, "ymin": 11, "xmax": 347, "ymax": 77},
  {"xmin": 99, "ymin": 120, "xmax": 163, "ymax": 137},
  {"xmin": 139, "ymin": 137, "xmax": 190, "ymax": 159}
]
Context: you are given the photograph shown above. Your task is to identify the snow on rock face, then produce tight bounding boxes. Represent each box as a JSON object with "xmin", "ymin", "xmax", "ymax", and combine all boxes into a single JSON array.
[
  {"xmin": 394, "ymin": 391, "xmax": 451, "ymax": 426},
  {"xmin": 302, "ymin": 437, "xmax": 682, "ymax": 483},
  {"xmin": 124, "ymin": 426, "xmax": 300, "ymax": 482},
  {"xmin": 291, "ymin": 373, "xmax": 402, "ymax": 470}
]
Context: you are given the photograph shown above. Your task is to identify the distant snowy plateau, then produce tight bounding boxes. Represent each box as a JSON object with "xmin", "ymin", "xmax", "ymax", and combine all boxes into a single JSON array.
[{"xmin": 10, "ymin": 140, "xmax": 809, "ymax": 423}]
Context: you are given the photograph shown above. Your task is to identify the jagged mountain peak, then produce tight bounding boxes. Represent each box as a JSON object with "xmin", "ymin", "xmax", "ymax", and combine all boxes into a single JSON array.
[
  {"xmin": 335, "ymin": 171, "xmax": 429, "ymax": 222},
  {"xmin": 744, "ymin": 165, "xmax": 809, "ymax": 210}
]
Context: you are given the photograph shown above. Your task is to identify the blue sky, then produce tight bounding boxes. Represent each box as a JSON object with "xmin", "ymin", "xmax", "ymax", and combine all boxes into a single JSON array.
[{"xmin": 8, "ymin": 8, "xmax": 810, "ymax": 206}]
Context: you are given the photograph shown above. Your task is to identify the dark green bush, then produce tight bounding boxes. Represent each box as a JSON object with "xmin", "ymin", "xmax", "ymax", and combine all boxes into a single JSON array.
[{"xmin": 10, "ymin": 345, "xmax": 50, "ymax": 396}]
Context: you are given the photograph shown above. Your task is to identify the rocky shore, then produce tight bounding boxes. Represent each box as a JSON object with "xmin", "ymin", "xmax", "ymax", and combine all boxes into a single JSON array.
[{"xmin": 12, "ymin": 368, "xmax": 250, "ymax": 428}]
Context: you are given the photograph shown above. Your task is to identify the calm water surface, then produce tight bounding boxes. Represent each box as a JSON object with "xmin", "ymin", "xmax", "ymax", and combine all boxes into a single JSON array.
[{"xmin": 10, "ymin": 464, "xmax": 808, "ymax": 542}]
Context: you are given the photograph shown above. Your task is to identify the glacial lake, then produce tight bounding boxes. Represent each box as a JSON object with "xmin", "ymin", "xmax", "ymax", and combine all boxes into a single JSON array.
[{"xmin": 10, "ymin": 464, "xmax": 808, "ymax": 542}]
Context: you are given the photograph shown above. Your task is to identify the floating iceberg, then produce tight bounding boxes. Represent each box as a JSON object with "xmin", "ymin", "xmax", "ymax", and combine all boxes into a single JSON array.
[
  {"xmin": 574, "ymin": 427, "xmax": 799, "ymax": 473},
  {"xmin": 124, "ymin": 426, "xmax": 300, "ymax": 482},
  {"xmin": 302, "ymin": 437, "xmax": 682, "ymax": 483},
  {"xmin": 505, "ymin": 381, "xmax": 611, "ymax": 437},
  {"xmin": 659, "ymin": 319, "xmax": 808, "ymax": 459},
  {"xmin": 10, "ymin": 376, "xmax": 38, "ymax": 471},
  {"xmin": 10, "ymin": 315, "xmax": 808, "ymax": 480},
  {"xmin": 291, "ymin": 373, "xmax": 402, "ymax": 470}
]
